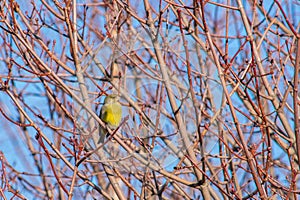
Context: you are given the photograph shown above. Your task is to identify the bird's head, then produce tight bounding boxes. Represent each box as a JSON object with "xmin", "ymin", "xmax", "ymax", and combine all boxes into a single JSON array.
[{"xmin": 104, "ymin": 94, "xmax": 119, "ymax": 104}]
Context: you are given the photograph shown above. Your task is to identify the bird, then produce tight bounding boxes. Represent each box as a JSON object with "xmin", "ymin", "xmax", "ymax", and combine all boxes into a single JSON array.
[{"xmin": 99, "ymin": 94, "xmax": 122, "ymax": 143}]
